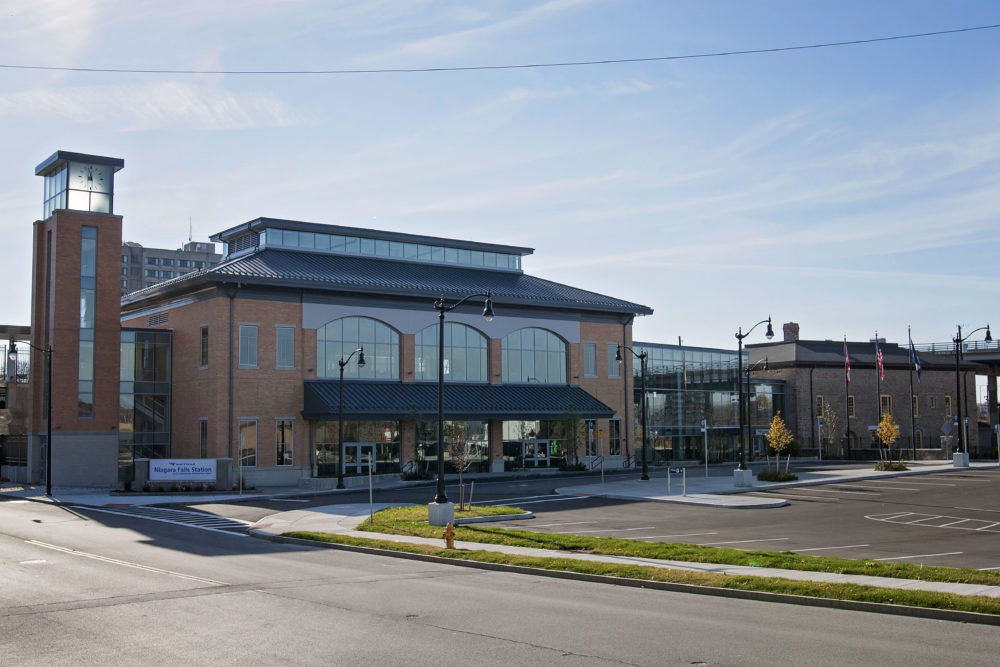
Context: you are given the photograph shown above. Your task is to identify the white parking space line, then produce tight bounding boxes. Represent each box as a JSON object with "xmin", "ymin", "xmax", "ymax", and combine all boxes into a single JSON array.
[
  {"xmin": 495, "ymin": 496, "xmax": 591, "ymax": 506},
  {"xmin": 875, "ymin": 480, "xmax": 956, "ymax": 487},
  {"xmin": 904, "ymin": 516, "xmax": 944, "ymax": 524},
  {"xmin": 835, "ymin": 484, "xmax": 904, "ymax": 492},
  {"xmin": 795, "ymin": 544, "xmax": 870, "ymax": 552},
  {"xmin": 270, "ymin": 499, "xmax": 310, "ymax": 503},
  {"xmin": 796, "ymin": 487, "xmax": 878, "ymax": 495},
  {"xmin": 975, "ymin": 522, "xmax": 1000, "ymax": 531},
  {"xmin": 956, "ymin": 506, "xmax": 1000, "ymax": 513},
  {"xmin": 937, "ymin": 519, "xmax": 973, "ymax": 528},
  {"xmin": 530, "ymin": 521, "xmax": 599, "ymax": 528},
  {"xmin": 847, "ymin": 483, "xmax": 922, "ymax": 491},
  {"xmin": 574, "ymin": 527, "xmax": 656, "ymax": 534},
  {"xmin": 639, "ymin": 532, "xmax": 719, "ymax": 539},
  {"xmin": 875, "ymin": 552, "xmax": 962, "ymax": 561},
  {"xmin": 481, "ymin": 494, "xmax": 564, "ymax": 503},
  {"xmin": 697, "ymin": 538, "xmax": 790, "ymax": 546},
  {"xmin": 752, "ymin": 491, "xmax": 839, "ymax": 501}
]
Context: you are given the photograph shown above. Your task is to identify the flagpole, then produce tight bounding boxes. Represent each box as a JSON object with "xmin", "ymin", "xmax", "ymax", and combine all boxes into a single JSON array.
[
  {"xmin": 844, "ymin": 336, "xmax": 851, "ymax": 460},
  {"xmin": 875, "ymin": 331, "xmax": 882, "ymax": 451},
  {"xmin": 908, "ymin": 326, "xmax": 917, "ymax": 461}
]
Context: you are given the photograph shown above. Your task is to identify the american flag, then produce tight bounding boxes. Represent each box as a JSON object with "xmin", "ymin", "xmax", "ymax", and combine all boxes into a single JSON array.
[
  {"xmin": 844, "ymin": 339, "xmax": 851, "ymax": 384},
  {"xmin": 876, "ymin": 341, "xmax": 884, "ymax": 380}
]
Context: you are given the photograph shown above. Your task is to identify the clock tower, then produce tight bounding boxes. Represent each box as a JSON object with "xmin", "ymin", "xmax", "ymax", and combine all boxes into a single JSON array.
[{"xmin": 31, "ymin": 151, "xmax": 125, "ymax": 487}]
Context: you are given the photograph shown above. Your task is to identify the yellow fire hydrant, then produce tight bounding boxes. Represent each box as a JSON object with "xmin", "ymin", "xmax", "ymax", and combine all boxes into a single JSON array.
[{"xmin": 444, "ymin": 522, "xmax": 456, "ymax": 549}]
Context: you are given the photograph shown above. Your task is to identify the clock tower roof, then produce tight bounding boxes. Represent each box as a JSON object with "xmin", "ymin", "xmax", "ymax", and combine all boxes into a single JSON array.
[{"xmin": 35, "ymin": 150, "xmax": 124, "ymax": 177}]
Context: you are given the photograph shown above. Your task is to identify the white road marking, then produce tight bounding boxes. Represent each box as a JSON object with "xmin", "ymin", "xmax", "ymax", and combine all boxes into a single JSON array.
[
  {"xmin": 795, "ymin": 544, "xmax": 870, "ymax": 552},
  {"xmin": 18, "ymin": 559, "xmax": 48, "ymax": 565},
  {"xmin": 77, "ymin": 506, "xmax": 251, "ymax": 536},
  {"xmin": 956, "ymin": 506, "xmax": 1000, "ymax": 513},
  {"xmin": 937, "ymin": 519, "xmax": 973, "ymax": 528},
  {"xmin": 639, "ymin": 532, "xmax": 719, "ymax": 539},
  {"xmin": 270, "ymin": 499, "xmax": 310, "ymax": 503},
  {"xmin": 793, "ymin": 487, "xmax": 877, "ymax": 496},
  {"xmin": 844, "ymin": 483, "xmax": 922, "ymax": 491},
  {"xmin": 481, "ymin": 494, "xmax": 563, "ymax": 503},
  {"xmin": 530, "ymin": 521, "xmax": 599, "ymax": 528},
  {"xmin": 875, "ymin": 480, "xmax": 955, "ymax": 487},
  {"xmin": 697, "ymin": 538, "xmax": 790, "ymax": 546},
  {"xmin": 490, "ymin": 496, "xmax": 591, "ymax": 506},
  {"xmin": 26, "ymin": 540, "xmax": 225, "ymax": 584},
  {"xmin": 832, "ymin": 484, "xmax": 896, "ymax": 492},
  {"xmin": 867, "ymin": 512, "xmax": 1000, "ymax": 533},
  {"xmin": 975, "ymin": 522, "xmax": 1000, "ymax": 531},
  {"xmin": 875, "ymin": 552, "xmax": 962, "ymax": 561},
  {"xmin": 574, "ymin": 527, "xmax": 657, "ymax": 534},
  {"xmin": 751, "ymin": 491, "xmax": 838, "ymax": 501}
]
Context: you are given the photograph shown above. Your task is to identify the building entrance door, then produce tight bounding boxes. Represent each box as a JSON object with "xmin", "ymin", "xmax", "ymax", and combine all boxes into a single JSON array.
[
  {"xmin": 522, "ymin": 440, "xmax": 551, "ymax": 467},
  {"xmin": 344, "ymin": 443, "xmax": 375, "ymax": 474}
]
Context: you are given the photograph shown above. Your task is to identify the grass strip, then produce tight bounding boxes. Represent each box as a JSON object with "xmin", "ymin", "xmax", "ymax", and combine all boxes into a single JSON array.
[
  {"xmin": 356, "ymin": 505, "xmax": 1000, "ymax": 587},
  {"xmin": 283, "ymin": 530, "xmax": 1000, "ymax": 616}
]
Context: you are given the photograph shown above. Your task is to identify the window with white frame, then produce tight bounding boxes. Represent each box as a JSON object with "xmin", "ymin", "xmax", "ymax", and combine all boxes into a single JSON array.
[
  {"xmin": 583, "ymin": 342, "xmax": 597, "ymax": 378},
  {"xmin": 276, "ymin": 326, "xmax": 295, "ymax": 369},
  {"xmin": 239, "ymin": 324, "xmax": 258, "ymax": 368}
]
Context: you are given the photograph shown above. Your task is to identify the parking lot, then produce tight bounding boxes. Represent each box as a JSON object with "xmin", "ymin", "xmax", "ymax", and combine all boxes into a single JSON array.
[{"xmin": 474, "ymin": 469, "xmax": 1000, "ymax": 569}]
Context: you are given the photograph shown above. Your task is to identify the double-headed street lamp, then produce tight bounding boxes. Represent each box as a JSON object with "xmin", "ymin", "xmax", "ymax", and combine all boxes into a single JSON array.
[
  {"xmin": 336, "ymin": 346, "xmax": 366, "ymax": 490},
  {"xmin": 616, "ymin": 345, "xmax": 649, "ymax": 481},
  {"xmin": 735, "ymin": 317, "xmax": 774, "ymax": 471},
  {"xmin": 8, "ymin": 341, "xmax": 53, "ymax": 496},
  {"xmin": 953, "ymin": 324, "xmax": 991, "ymax": 455},
  {"xmin": 433, "ymin": 292, "xmax": 494, "ymax": 505}
]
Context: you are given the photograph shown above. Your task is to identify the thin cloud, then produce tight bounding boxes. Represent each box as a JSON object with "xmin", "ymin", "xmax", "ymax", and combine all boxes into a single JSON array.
[{"xmin": 0, "ymin": 82, "xmax": 301, "ymax": 130}]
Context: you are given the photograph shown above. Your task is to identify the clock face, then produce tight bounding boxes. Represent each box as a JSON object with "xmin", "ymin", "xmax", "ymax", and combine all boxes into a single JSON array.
[{"xmin": 70, "ymin": 162, "xmax": 111, "ymax": 193}]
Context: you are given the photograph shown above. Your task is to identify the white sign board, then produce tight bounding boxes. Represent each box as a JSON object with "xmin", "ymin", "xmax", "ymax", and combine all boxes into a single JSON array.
[{"xmin": 149, "ymin": 459, "xmax": 216, "ymax": 482}]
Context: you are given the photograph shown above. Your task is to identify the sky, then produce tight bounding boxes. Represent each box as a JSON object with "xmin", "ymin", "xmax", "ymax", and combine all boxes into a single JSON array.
[{"xmin": 1, "ymin": 0, "xmax": 998, "ymax": 352}]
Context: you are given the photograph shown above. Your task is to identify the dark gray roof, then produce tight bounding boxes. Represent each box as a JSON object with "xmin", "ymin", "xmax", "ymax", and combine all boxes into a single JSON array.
[
  {"xmin": 125, "ymin": 248, "xmax": 652, "ymax": 316},
  {"xmin": 35, "ymin": 150, "xmax": 124, "ymax": 176},
  {"xmin": 749, "ymin": 339, "xmax": 967, "ymax": 370},
  {"xmin": 303, "ymin": 380, "xmax": 615, "ymax": 420}
]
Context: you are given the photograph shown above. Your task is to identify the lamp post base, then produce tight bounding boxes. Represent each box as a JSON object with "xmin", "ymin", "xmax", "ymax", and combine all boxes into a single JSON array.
[
  {"xmin": 733, "ymin": 468, "xmax": 754, "ymax": 487},
  {"xmin": 428, "ymin": 501, "xmax": 455, "ymax": 526},
  {"xmin": 952, "ymin": 452, "xmax": 970, "ymax": 468}
]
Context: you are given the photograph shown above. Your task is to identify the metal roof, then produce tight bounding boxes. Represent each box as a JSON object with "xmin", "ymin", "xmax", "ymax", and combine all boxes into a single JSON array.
[
  {"xmin": 303, "ymin": 380, "xmax": 615, "ymax": 421},
  {"xmin": 35, "ymin": 151, "xmax": 124, "ymax": 176},
  {"xmin": 126, "ymin": 248, "xmax": 652, "ymax": 316}
]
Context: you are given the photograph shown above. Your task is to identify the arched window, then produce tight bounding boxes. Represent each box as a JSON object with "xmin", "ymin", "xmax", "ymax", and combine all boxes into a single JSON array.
[
  {"xmin": 501, "ymin": 328, "xmax": 566, "ymax": 383},
  {"xmin": 414, "ymin": 322, "xmax": 488, "ymax": 382},
  {"xmin": 317, "ymin": 316, "xmax": 399, "ymax": 379}
]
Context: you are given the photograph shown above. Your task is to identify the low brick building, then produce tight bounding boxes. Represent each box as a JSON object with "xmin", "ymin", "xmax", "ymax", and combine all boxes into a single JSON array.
[{"xmin": 749, "ymin": 323, "xmax": 979, "ymax": 459}]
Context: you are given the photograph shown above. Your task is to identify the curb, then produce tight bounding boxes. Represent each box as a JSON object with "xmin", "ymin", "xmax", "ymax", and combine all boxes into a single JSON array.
[{"xmin": 249, "ymin": 530, "xmax": 1000, "ymax": 627}]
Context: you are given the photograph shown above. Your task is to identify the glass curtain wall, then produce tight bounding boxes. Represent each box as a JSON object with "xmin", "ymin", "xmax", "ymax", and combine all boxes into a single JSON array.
[
  {"xmin": 119, "ymin": 329, "xmax": 172, "ymax": 481},
  {"xmin": 315, "ymin": 420, "xmax": 401, "ymax": 476},
  {"xmin": 633, "ymin": 343, "xmax": 783, "ymax": 464}
]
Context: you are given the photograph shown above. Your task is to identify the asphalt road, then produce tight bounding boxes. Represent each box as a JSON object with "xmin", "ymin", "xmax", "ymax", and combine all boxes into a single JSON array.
[{"xmin": 1, "ymin": 498, "xmax": 997, "ymax": 666}]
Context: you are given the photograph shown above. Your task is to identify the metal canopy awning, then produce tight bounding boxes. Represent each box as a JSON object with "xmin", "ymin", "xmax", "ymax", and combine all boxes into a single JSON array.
[{"xmin": 303, "ymin": 380, "xmax": 615, "ymax": 421}]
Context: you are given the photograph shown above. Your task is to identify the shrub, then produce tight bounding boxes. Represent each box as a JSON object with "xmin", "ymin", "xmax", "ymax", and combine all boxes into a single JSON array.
[
  {"xmin": 757, "ymin": 469, "xmax": 799, "ymax": 482},
  {"xmin": 559, "ymin": 462, "xmax": 587, "ymax": 472},
  {"xmin": 874, "ymin": 460, "xmax": 908, "ymax": 472}
]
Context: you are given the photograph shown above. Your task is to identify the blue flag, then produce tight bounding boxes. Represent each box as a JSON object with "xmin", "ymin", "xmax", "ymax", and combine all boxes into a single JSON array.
[{"xmin": 910, "ymin": 340, "xmax": 922, "ymax": 383}]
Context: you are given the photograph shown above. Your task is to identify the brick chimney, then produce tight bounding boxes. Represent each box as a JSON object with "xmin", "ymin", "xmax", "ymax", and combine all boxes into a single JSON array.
[{"xmin": 783, "ymin": 322, "xmax": 800, "ymax": 342}]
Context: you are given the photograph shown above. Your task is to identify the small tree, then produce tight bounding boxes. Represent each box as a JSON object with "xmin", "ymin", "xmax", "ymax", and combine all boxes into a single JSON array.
[
  {"xmin": 559, "ymin": 405, "xmax": 586, "ymax": 468},
  {"xmin": 765, "ymin": 411, "xmax": 795, "ymax": 473},
  {"xmin": 821, "ymin": 402, "xmax": 840, "ymax": 456},
  {"xmin": 875, "ymin": 412, "xmax": 901, "ymax": 462},
  {"xmin": 446, "ymin": 423, "xmax": 473, "ymax": 510}
]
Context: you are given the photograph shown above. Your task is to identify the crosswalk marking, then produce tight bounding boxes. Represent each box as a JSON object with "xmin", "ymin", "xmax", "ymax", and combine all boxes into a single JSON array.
[{"xmin": 76, "ymin": 505, "xmax": 252, "ymax": 536}]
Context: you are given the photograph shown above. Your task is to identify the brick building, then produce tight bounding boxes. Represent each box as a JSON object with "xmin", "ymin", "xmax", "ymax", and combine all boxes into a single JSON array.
[
  {"xmin": 749, "ymin": 322, "xmax": 980, "ymax": 459},
  {"xmin": 118, "ymin": 217, "xmax": 652, "ymax": 487}
]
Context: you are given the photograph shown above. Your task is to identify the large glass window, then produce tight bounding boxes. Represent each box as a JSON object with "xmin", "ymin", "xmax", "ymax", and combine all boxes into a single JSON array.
[
  {"xmin": 239, "ymin": 419, "xmax": 257, "ymax": 467},
  {"xmin": 316, "ymin": 317, "xmax": 399, "ymax": 379},
  {"xmin": 414, "ymin": 322, "xmax": 488, "ymax": 382},
  {"xmin": 607, "ymin": 343, "xmax": 620, "ymax": 379},
  {"xmin": 276, "ymin": 326, "xmax": 295, "ymax": 369},
  {"xmin": 79, "ymin": 226, "xmax": 97, "ymax": 418},
  {"xmin": 276, "ymin": 419, "xmax": 293, "ymax": 466},
  {"xmin": 583, "ymin": 342, "xmax": 597, "ymax": 378},
  {"xmin": 239, "ymin": 324, "xmax": 258, "ymax": 368},
  {"xmin": 501, "ymin": 328, "xmax": 566, "ymax": 384}
]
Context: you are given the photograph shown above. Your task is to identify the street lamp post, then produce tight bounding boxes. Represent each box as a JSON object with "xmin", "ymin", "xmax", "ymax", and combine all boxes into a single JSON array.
[
  {"xmin": 735, "ymin": 317, "xmax": 774, "ymax": 472},
  {"xmin": 336, "ymin": 346, "xmax": 366, "ymax": 490},
  {"xmin": 616, "ymin": 345, "xmax": 649, "ymax": 480},
  {"xmin": 953, "ymin": 324, "xmax": 991, "ymax": 458},
  {"xmin": 432, "ymin": 292, "xmax": 494, "ymax": 506},
  {"xmin": 8, "ymin": 342, "xmax": 53, "ymax": 496}
]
